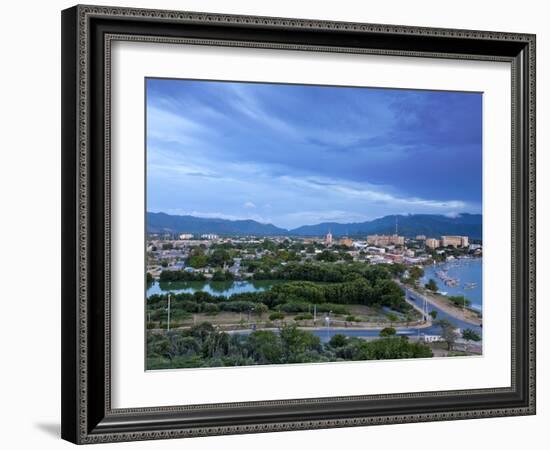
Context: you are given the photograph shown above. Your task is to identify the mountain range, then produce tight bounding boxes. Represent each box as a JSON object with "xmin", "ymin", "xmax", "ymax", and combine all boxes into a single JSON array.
[{"xmin": 147, "ymin": 212, "xmax": 482, "ymax": 240}]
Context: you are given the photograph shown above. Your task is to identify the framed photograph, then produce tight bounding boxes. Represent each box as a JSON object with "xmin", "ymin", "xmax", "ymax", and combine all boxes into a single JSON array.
[{"xmin": 61, "ymin": 5, "xmax": 536, "ymax": 444}]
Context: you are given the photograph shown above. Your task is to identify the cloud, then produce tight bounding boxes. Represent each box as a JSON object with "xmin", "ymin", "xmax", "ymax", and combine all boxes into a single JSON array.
[
  {"xmin": 279, "ymin": 175, "xmax": 468, "ymax": 211},
  {"xmin": 444, "ymin": 211, "xmax": 462, "ymax": 218},
  {"xmin": 146, "ymin": 79, "xmax": 482, "ymax": 229}
]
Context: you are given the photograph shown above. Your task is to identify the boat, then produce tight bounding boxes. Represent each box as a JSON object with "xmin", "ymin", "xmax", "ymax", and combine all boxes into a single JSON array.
[{"xmin": 436, "ymin": 270, "xmax": 459, "ymax": 287}]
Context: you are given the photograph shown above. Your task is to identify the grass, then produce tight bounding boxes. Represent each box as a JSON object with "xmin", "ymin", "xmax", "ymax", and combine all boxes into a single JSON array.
[{"xmin": 146, "ymin": 304, "xmax": 425, "ymax": 332}]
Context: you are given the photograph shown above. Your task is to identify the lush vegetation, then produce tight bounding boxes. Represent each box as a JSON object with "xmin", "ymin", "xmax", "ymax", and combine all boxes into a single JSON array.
[
  {"xmin": 148, "ymin": 270, "xmax": 412, "ymax": 329},
  {"xmin": 447, "ymin": 295, "xmax": 472, "ymax": 308},
  {"xmin": 462, "ymin": 328, "xmax": 481, "ymax": 342},
  {"xmin": 145, "ymin": 262, "xmax": 444, "ymax": 369},
  {"xmin": 425, "ymin": 278, "xmax": 438, "ymax": 292},
  {"xmin": 250, "ymin": 261, "xmax": 394, "ymax": 282},
  {"xmin": 147, "ymin": 323, "xmax": 433, "ymax": 369},
  {"xmin": 435, "ymin": 319, "xmax": 458, "ymax": 350},
  {"xmin": 159, "ymin": 270, "xmax": 206, "ymax": 282}
]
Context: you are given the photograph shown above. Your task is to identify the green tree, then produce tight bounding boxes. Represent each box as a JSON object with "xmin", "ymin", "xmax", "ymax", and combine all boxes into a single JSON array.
[
  {"xmin": 448, "ymin": 295, "xmax": 471, "ymax": 308},
  {"xmin": 386, "ymin": 312, "xmax": 399, "ymax": 327},
  {"xmin": 425, "ymin": 278, "xmax": 438, "ymax": 292},
  {"xmin": 328, "ymin": 334, "xmax": 348, "ymax": 348},
  {"xmin": 316, "ymin": 250, "xmax": 339, "ymax": 262},
  {"xmin": 211, "ymin": 270, "xmax": 234, "ymax": 281},
  {"xmin": 435, "ymin": 318, "xmax": 458, "ymax": 350},
  {"xmin": 429, "ymin": 310, "xmax": 438, "ymax": 320},
  {"xmin": 279, "ymin": 324, "xmax": 321, "ymax": 363},
  {"xmin": 268, "ymin": 312, "xmax": 285, "ymax": 321},
  {"xmin": 462, "ymin": 328, "xmax": 481, "ymax": 342},
  {"xmin": 379, "ymin": 327, "xmax": 397, "ymax": 337},
  {"xmin": 188, "ymin": 255, "xmax": 208, "ymax": 268},
  {"xmin": 247, "ymin": 330, "xmax": 283, "ymax": 364},
  {"xmin": 208, "ymin": 249, "xmax": 232, "ymax": 267},
  {"xmin": 409, "ymin": 266, "xmax": 424, "ymax": 281}
]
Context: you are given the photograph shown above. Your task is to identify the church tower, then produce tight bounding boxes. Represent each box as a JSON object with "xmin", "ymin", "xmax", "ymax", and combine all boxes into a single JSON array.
[{"xmin": 325, "ymin": 229, "xmax": 333, "ymax": 246}]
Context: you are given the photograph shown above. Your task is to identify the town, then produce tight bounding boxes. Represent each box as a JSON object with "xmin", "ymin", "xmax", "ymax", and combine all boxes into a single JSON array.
[
  {"xmin": 146, "ymin": 230, "xmax": 482, "ymax": 281},
  {"xmin": 146, "ymin": 226, "xmax": 483, "ymax": 369}
]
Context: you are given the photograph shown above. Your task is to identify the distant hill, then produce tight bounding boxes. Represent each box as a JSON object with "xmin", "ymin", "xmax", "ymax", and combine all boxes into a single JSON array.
[
  {"xmin": 147, "ymin": 212, "xmax": 482, "ymax": 240},
  {"xmin": 291, "ymin": 214, "xmax": 482, "ymax": 239},
  {"xmin": 147, "ymin": 212, "xmax": 287, "ymax": 236}
]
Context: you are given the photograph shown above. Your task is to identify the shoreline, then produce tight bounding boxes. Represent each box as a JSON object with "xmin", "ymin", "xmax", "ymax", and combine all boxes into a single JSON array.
[{"xmin": 404, "ymin": 283, "xmax": 482, "ymax": 326}]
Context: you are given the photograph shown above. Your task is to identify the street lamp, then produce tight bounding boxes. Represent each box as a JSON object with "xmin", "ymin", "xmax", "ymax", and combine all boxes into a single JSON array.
[
  {"xmin": 248, "ymin": 306, "xmax": 255, "ymax": 325},
  {"xmin": 167, "ymin": 294, "xmax": 171, "ymax": 332},
  {"xmin": 325, "ymin": 310, "xmax": 332, "ymax": 340},
  {"xmin": 313, "ymin": 304, "xmax": 317, "ymax": 325}
]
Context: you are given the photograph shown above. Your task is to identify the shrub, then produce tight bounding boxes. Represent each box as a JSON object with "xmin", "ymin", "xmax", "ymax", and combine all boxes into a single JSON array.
[
  {"xmin": 448, "ymin": 295, "xmax": 471, "ymax": 308},
  {"xmin": 202, "ymin": 303, "xmax": 220, "ymax": 314},
  {"xmin": 379, "ymin": 327, "xmax": 397, "ymax": 337},
  {"xmin": 329, "ymin": 334, "xmax": 348, "ymax": 347},
  {"xmin": 269, "ymin": 312, "xmax": 285, "ymax": 321},
  {"xmin": 462, "ymin": 328, "xmax": 481, "ymax": 342},
  {"xmin": 294, "ymin": 313, "xmax": 314, "ymax": 321},
  {"xmin": 277, "ymin": 302, "xmax": 311, "ymax": 313}
]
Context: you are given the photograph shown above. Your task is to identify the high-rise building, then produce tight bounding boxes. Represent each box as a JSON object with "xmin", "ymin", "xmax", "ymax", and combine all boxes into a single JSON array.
[
  {"xmin": 367, "ymin": 234, "xmax": 405, "ymax": 247},
  {"xmin": 325, "ymin": 230, "xmax": 333, "ymax": 246},
  {"xmin": 425, "ymin": 238, "xmax": 440, "ymax": 249},
  {"xmin": 441, "ymin": 235, "xmax": 469, "ymax": 248}
]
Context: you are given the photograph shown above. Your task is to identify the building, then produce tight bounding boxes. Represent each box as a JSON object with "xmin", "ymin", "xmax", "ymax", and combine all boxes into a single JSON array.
[
  {"xmin": 302, "ymin": 238, "xmax": 318, "ymax": 244},
  {"xmin": 201, "ymin": 233, "xmax": 219, "ymax": 240},
  {"xmin": 422, "ymin": 335, "xmax": 444, "ymax": 343},
  {"xmin": 385, "ymin": 253, "xmax": 403, "ymax": 262},
  {"xmin": 425, "ymin": 238, "xmax": 440, "ymax": 249},
  {"xmin": 367, "ymin": 246, "xmax": 385, "ymax": 254},
  {"xmin": 368, "ymin": 255, "xmax": 387, "ymax": 264},
  {"xmin": 339, "ymin": 237, "xmax": 353, "ymax": 247},
  {"xmin": 441, "ymin": 235, "xmax": 469, "ymax": 248},
  {"xmin": 179, "ymin": 233, "xmax": 194, "ymax": 240},
  {"xmin": 325, "ymin": 230, "xmax": 333, "ymax": 246},
  {"xmin": 366, "ymin": 234, "xmax": 405, "ymax": 247},
  {"xmin": 416, "ymin": 235, "xmax": 427, "ymax": 241},
  {"xmin": 352, "ymin": 241, "xmax": 368, "ymax": 249},
  {"xmin": 404, "ymin": 256, "xmax": 429, "ymax": 265}
]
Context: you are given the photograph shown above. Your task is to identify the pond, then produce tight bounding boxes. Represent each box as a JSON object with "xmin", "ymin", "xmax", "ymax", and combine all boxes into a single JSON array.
[{"xmin": 146, "ymin": 280, "xmax": 282, "ymax": 298}]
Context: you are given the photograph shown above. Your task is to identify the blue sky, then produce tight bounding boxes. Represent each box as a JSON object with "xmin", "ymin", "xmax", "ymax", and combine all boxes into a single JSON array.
[{"xmin": 146, "ymin": 78, "xmax": 482, "ymax": 230}]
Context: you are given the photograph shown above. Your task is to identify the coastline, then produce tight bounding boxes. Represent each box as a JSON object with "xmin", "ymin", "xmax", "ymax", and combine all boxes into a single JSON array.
[{"xmin": 405, "ymin": 283, "xmax": 482, "ymax": 326}]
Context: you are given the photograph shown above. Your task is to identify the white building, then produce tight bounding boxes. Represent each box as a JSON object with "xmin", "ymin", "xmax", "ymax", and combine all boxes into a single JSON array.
[
  {"xmin": 422, "ymin": 335, "xmax": 444, "ymax": 343},
  {"xmin": 201, "ymin": 233, "xmax": 219, "ymax": 240},
  {"xmin": 367, "ymin": 246, "xmax": 385, "ymax": 254}
]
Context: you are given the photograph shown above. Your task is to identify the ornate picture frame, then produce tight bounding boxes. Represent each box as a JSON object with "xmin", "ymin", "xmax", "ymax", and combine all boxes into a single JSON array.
[{"xmin": 61, "ymin": 4, "xmax": 535, "ymax": 444}]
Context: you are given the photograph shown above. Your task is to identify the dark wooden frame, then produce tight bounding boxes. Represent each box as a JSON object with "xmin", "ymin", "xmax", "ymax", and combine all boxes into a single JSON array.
[{"xmin": 61, "ymin": 4, "xmax": 536, "ymax": 444}]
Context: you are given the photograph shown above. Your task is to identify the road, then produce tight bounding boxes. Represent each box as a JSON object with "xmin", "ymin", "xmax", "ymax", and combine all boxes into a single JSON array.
[{"xmin": 401, "ymin": 285, "xmax": 482, "ymax": 335}]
